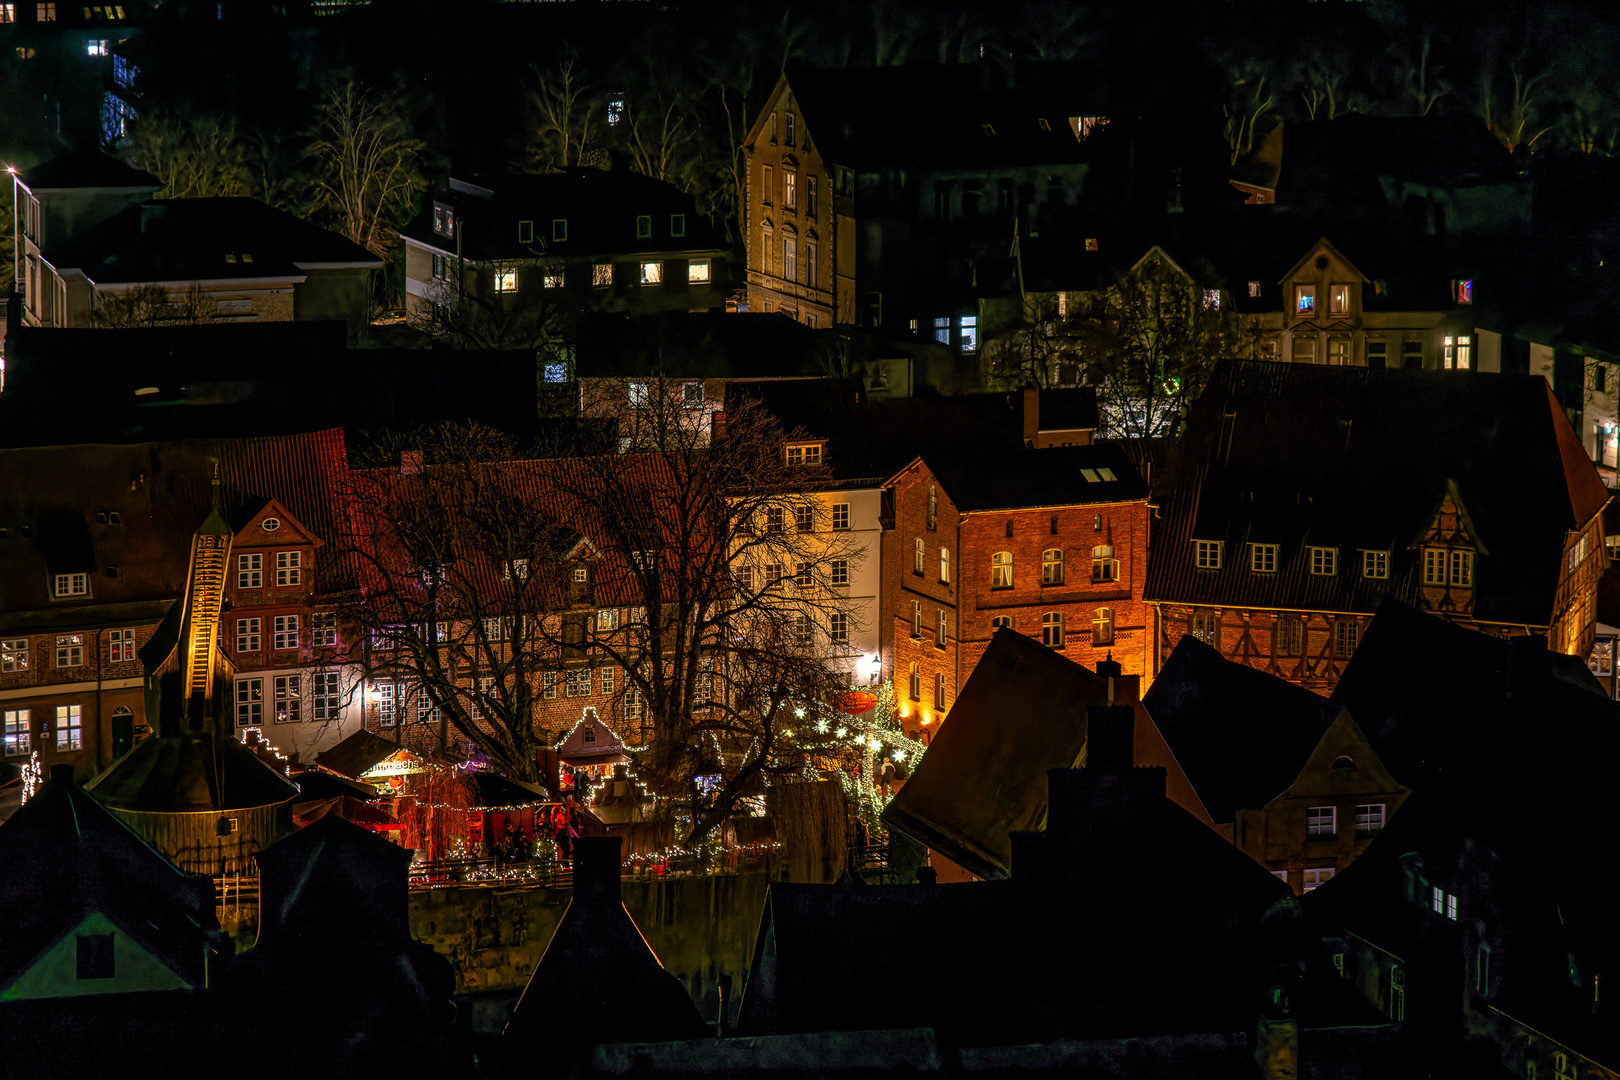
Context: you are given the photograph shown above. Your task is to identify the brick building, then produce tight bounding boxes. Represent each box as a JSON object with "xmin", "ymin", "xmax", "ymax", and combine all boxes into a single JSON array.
[{"xmin": 879, "ymin": 440, "xmax": 1150, "ymax": 742}]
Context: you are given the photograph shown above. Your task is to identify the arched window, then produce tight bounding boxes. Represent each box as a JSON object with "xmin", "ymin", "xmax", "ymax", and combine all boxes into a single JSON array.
[
  {"xmin": 1092, "ymin": 608, "xmax": 1113, "ymax": 646},
  {"xmin": 991, "ymin": 615, "xmax": 1013, "ymax": 630},
  {"xmin": 1092, "ymin": 545, "xmax": 1118, "ymax": 582},
  {"xmin": 1042, "ymin": 548, "xmax": 1064, "ymax": 585},
  {"xmin": 1042, "ymin": 612, "xmax": 1065, "ymax": 648},
  {"xmin": 1331, "ymin": 755, "xmax": 1356, "ymax": 770},
  {"xmin": 927, "ymin": 485, "xmax": 938, "ymax": 530},
  {"xmin": 991, "ymin": 551, "xmax": 1013, "ymax": 588}
]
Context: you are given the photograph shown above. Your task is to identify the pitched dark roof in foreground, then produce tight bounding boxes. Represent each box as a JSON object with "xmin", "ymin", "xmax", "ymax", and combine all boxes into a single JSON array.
[
  {"xmin": 0, "ymin": 766, "xmax": 216, "ymax": 993},
  {"xmin": 1330, "ymin": 598, "xmax": 1620, "ymax": 787},
  {"xmin": 1143, "ymin": 635, "xmax": 1340, "ymax": 823},
  {"xmin": 1145, "ymin": 360, "xmax": 1609, "ymax": 627},
  {"xmin": 20, "ymin": 150, "xmax": 161, "ymax": 191},
  {"xmin": 46, "ymin": 197, "xmax": 380, "ymax": 282}
]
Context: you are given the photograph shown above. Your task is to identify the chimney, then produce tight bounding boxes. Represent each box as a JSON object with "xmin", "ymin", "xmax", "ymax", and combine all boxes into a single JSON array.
[
  {"xmin": 49, "ymin": 763, "xmax": 74, "ymax": 784},
  {"xmin": 1021, "ymin": 386, "xmax": 1039, "ymax": 445},
  {"xmin": 1506, "ymin": 634, "xmax": 1551, "ymax": 699},
  {"xmin": 1086, "ymin": 703, "xmax": 1134, "ymax": 773},
  {"xmin": 572, "ymin": 835, "xmax": 623, "ymax": 905}
]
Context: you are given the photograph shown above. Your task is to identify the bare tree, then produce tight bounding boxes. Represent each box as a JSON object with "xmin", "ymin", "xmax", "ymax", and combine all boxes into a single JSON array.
[
  {"xmin": 521, "ymin": 55, "xmax": 607, "ymax": 173},
  {"xmin": 1222, "ymin": 65, "xmax": 1278, "ymax": 165},
  {"xmin": 124, "ymin": 108, "xmax": 253, "ymax": 199},
  {"xmin": 337, "ymin": 390, "xmax": 863, "ymax": 845},
  {"xmin": 91, "ymin": 283, "xmax": 212, "ymax": 328},
  {"xmin": 1480, "ymin": 64, "xmax": 1553, "ymax": 154},
  {"xmin": 307, "ymin": 81, "xmax": 427, "ymax": 259}
]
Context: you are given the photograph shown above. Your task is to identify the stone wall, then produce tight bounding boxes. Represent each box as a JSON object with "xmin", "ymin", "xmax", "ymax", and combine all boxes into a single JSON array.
[{"xmin": 410, "ymin": 871, "xmax": 771, "ymax": 1025}]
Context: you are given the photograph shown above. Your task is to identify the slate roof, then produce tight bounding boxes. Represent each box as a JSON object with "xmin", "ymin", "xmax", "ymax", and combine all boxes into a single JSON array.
[
  {"xmin": 19, "ymin": 150, "xmax": 161, "ymax": 191},
  {"xmin": 1329, "ymin": 598, "xmax": 1620, "ymax": 788},
  {"xmin": 0, "ymin": 429, "xmax": 354, "ymax": 629},
  {"xmin": 881, "ymin": 628, "xmax": 1104, "ymax": 878},
  {"xmin": 781, "ymin": 61, "xmax": 1102, "ymax": 169},
  {"xmin": 44, "ymin": 197, "xmax": 380, "ymax": 283},
  {"xmin": 399, "ymin": 168, "xmax": 726, "ymax": 262},
  {"xmin": 923, "ymin": 440, "xmax": 1147, "ymax": 513},
  {"xmin": 0, "ymin": 766, "xmax": 217, "ymax": 994},
  {"xmin": 1142, "ymin": 635, "xmax": 1340, "ymax": 824},
  {"xmin": 1143, "ymin": 360, "xmax": 1609, "ymax": 627}
]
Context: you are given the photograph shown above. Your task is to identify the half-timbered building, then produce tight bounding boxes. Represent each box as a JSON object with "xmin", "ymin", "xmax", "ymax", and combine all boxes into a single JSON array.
[{"xmin": 1144, "ymin": 360, "xmax": 1610, "ymax": 690}]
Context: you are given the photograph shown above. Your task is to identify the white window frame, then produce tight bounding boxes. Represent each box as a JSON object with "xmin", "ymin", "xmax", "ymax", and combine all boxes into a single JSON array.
[
  {"xmin": 311, "ymin": 670, "xmax": 341, "ymax": 722},
  {"xmin": 829, "ymin": 612, "xmax": 849, "ymax": 643},
  {"xmin": 494, "ymin": 269, "xmax": 518, "ymax": 293},
  {"xmin": 1092, "ymin": 607, "xmax": 1113, "ymax": 646},
  {"xmin": 1251, "ymin": 544, "xmax": 1277, "ymax": 573},
  {"xmin": 273, "ymin": 675, "xmax": 301, "ymax": 724},
  {"xmin": 940, "ymin": 547, "xmax": 951, "ymax": 584},
  {"xmin": 275, "ymin": 551, "xmax": 302, "ymax": 586},
  {"xmin": 1449, "ymin": 549, "xmax": 1474, "ymax": 587},
  {"xmin": 108, "ymin": 628, "xmax": 136, "ymax": 663},
  {"xmin": 688, "ymin": 257, "xmax": 711, "ymax": 284},
  {"xmin": 991, "ymin": 551, "xmax": 1013, "ymax": 588},
  {"xmin": 1302, "ymin": 867, "xmax": 1335, "ymax": 892},
  {"xmin": 236, "ymin": 677, "xmax": 263, "ymax": 727},
  {"xmin": 55, "ymin": 634, "xmax": 84, "ymax": 668},
  {"xmin": 640, "ymin": 260, "xmax": 663, "ymax": 285},
  {"xmin": 1362, "ymin": 550, "xmax": 1388, "ymax": 579},
  {"xmin": 1355, "ymin": 803, "xmax": 1385, "ymax": 835},
  {"xmin": 914, "ymin": 538, "xmax": 925, "ymax": 574},
  {"xmin": 831, "ymin": 503, "xmax": 850, "ymax": 530},
  {"xmin": 1193, "ymin": 540, "xmax": 1222, "ymax": 570},
  {"xmin": 830, "ymin": 559, "xmax": 849, "ymax": 587},
  {"xmin": 273, "ymin": 614, "xmax": 300, "ymax": 651},
  {"xmin": 237, "ymin": 552, "xmax": 262, "ymax": 588},
  {"xmin": 1042, "ymin": 611, "xmax": 1065, "ymax": 648},
  {"xmin": 236, "ymin": 617, "xmax": 261, "ymax": 653},
  {"xmin": 1309, "ymin": 547, "xmax": 1338, "ymax": 576},
  {"xmin": 53, "ymin": 572, "xmax": 89, "ymax": 598},
  {"xmin": 1, "ymin": 638, "xmax": 28, "ymax": 672},
  {"xmin": 3, "ymin": 708, "xmax": 30, "ymax": 757},
  {"xmin": 1306, "ymin": 805, "xmax": 1336, "ymax": 838},
  {"xmin": 56, "ymin": 704, "xmax": 82, "ymax": 750},
  {"xmin": 1041, "ymin": 548, "xmax": 1064, "ymax": 585}
]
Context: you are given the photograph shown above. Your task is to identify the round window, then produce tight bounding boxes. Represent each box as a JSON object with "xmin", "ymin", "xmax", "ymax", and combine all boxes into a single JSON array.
[{"xmin": 261, "ymin": 518, "xmax": 280, "ymax": 532}]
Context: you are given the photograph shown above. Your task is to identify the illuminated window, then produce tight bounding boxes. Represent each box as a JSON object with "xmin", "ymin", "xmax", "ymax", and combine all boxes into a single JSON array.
[
  {"xmin": 636, "ymin": 215, "xmax": 652, "ymax": 240},
  {"xmin": 3, "ymin": 709, "xmax": 29, "ymax": 757},
  {"xmin": 831, "ymin": 503, "xmax": 850, "ymax": 530},
  {"xmin": 1191, "ymin": 609, "xmax": 1219, "ymax": 645},
  {"xmin": 87, "ymin": 38, "xmax": 108, "ymax": 55},
  {"xmin": 276, "ymin": 551, "xmax": 302, "ymax": 586},
  {"xmin": 1302, "ymin": 867, "xmax": 1335, "ymax": 892},
  {"xmin": 1092, "ymin": 608, "xmax": 1113, "ymax": 646},
  {"xmin": 0, "ymin": 5, "xmax": 14, "ymax": 22},
  {"xmin": 236, "ymin": 678, "xmax": 262, "ymax": 726},
  {"xmin": 785, "ymin": 172, "xmax": 797, "ymax": 211},
  {"xmin": 54, "ymin": 573, "xmax": 89, "ymax": 598},
  {"xmin": 1276, "ymin": 616, "xmax": 1303, "ymax": 656},
  {"xmin": 1042, "ymin": 548, "xmax": 1064, "ymax": 585},
  {"xmin": 1329, "ymin": 284, "xmax": 1350, "ymax": 314},
  {"xmin": 829, "ymin": 612, "xmax": 848, "ymax": 643},
  {"xmin": 432, "ymin": 203, "xmax": 454, "ymax": 238},
  {"xmin": 1193, "ymin": 540, "xmax": 1222, "ymax": 569},
  {"xmin": 1042, "ymin": 612, "xmax": 1065, "ymax": 648},
  {"xmin": 1295, "ymin": 285, "xmax": 1315, "ymax": 315},
  {"xmin": 640, "ymin": 260, "xmax": 663, "ymax": 285},
  {"xmin": 1251, "ymin": 544, "xmax": 1277, "ymax": 573},
  {"xmin": 55, "ymin": 634, "xmax": 84, "ymax": 668},
  {"xmin": 1444, "ymin": 335, "xmax": 1472, "ymax": 370},
  {"xmin": 934, "ymin": 317, "xmax": 950, "ymax": 345},
  {"xmin": 273, "ymin": 615, "xmax": 299, "ymax": 651},
  {"xmin": 53, "ymin": 704, "xmax": 82, "ymax": 750},
  {"xmin": 236, "ymin": 618, "xmax": 260, "ymax": 653},
  {"xmin": 37, "ymin": 2, "xmax": 55, "ymax": 20},
  {"xmin": 273, "ymin": 676, "xmax": 301, "ymax": 723},
  {"xmin": 1092, "ymin": 545, "xmax": 1117, "ymax": 582},
  {"xmin": 909, "ymin": 663, "xmax": 921, "ymax": 700},
  {"xmin": 940, "ymin": 547, "xmax": 950, "ymax": 583},
  {"xmin": 104, "ymin": 627, "xmax": 134, "ymax": 664},
  {"xmin": 1333, "ymin": 620, "xmax": 1358, "ymax": 658},
  {"xmin": 991, "ymin": 551, "xmax": 1013, "ymax": 589},
  {"xmin": 785, "ymin": 443, "xmax": 822, "ymax": 466},
  {"xmin": 1355, "ymin": 803, "xmax": 1385, "ymax": 835},
  {"xmin": 1362, "ymin": 550, "xmax": 1388, "ymax": 579},
  {"xmin": 628, "ymin": 381, "xmax": 648, "ymax": 405},
  {"xmin": 960, "ymin": 315, "xmax": 978, "ymax": 352},
  {"xmin": 494, "ymin": 269, "xmax": 517, "ymax": 293},
  {"xmin": 688, "ymin": 257, "xmax": 711, "ymax": 284},
  {"xmin": 1, "ymin": 638, "xmax": 27, "ymax": 672},
  {"xmin": 1309, "ymin": 547, "xmax": 1337, "ymax": 576},
  {"xmin": 1307, "ymin": 805, "xmax": 1336, "ymax": 838},
  {"xmin": 1202, "ymin": 288, "xmax": 1220, "ymax": 310},
  {"xmin": 830, "ymin": 558, "xmax": 849, "ymax": 586},
  {"xmin": 593, "ymin": 262, "xmax": 613, "ymax": 286},
  {"xmin": 543, "ymin": 269, "xmax": 563, "ymax": 288},
  {"xmin": 1455, "ymin": 279, "xmax": 1472, "ymax": 304}
]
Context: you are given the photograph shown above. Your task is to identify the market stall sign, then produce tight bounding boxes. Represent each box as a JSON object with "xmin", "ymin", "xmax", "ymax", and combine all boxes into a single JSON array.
[{"xmin": 836, "ymin": 691, "xmax": 879, "ymax": 714}]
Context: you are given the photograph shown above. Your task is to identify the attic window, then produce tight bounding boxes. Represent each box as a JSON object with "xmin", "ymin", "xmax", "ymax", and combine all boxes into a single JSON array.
[
  {"xmin": 981, "ymin": 123, "xmax": 995, "ymax": 136},
  {"xmin": 1329, "ymin": 284, "xmax": 1350, "ymax": 314},
  {"xmin": 225, "ymin": 253, "xmax": 237, "ymax": 263},
  {"xmin": 1248, "ymin": 280, "xmax": 1261, "ymax": 298},
  {"xmin": 241, "ymin": 253, "xmax": 252, "ymax": 263},
  {"xmin": 1332, "ymin": 756, "xmax": 1356, "ymax": 770},
  {"xmin": 1296, "ymin": 285, "xmax": 1316, "ymax": 315},
  {"xmin": 261, "ymin": 518, "xmax": 280, "ymax": 532}
]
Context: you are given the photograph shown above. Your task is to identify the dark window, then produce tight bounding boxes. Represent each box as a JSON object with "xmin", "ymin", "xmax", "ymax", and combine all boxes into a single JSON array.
[{"xmin": 77, "ymin": 933, "xmax": 114, "ymax": 979}]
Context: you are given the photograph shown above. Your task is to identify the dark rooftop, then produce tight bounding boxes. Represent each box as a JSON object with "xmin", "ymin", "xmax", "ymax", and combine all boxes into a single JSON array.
[{"xmin": 19, "ymin": 149, "xmax": 161, "ymax": 191}]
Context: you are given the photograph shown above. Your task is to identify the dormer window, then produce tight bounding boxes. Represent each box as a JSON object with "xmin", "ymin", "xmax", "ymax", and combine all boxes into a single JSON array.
[
  {"xmin": 53, "ymin": 573, "xmax": 89, "ymax": 598},
  {"xmin": 1193, "ymin": 540, "xmax": 1222, "ymax": 569},
  {"xmin": 1329, "ymin": 284, "xmax": 1350, "ymax": 314},
  {"xmin": 1309, "ymin": 547, "xmax": 1338, "ymax": 575},
  {"xmin": 785, "ymin": 443, "xmax": 822, "ymax": 466},
  {"xmin": 1295, "ymin": 285, "xmax": 1315, "ymax": 315},
  {"xmin": 1423, "ymin": 548, "xmax": 1473, "ymax": 587}
]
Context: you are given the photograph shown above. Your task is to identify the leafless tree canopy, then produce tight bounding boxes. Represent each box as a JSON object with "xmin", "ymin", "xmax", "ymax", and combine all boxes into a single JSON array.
[{"xmin": 337, "ymin": 387, "xmax": 863, "ymax": 844}]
